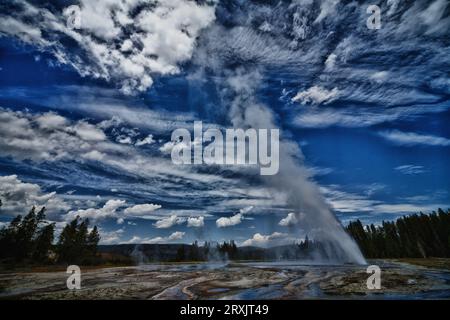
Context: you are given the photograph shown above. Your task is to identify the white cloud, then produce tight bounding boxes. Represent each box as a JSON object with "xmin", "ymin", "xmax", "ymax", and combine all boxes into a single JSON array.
[
  {"xmin": 241, "ymin": 232, "xmax": 290, "ymax": 247},
  {"xmin": 324, "ymin": 53, "xmax": 337, "ymax": 71},
  {"xmin": 239, "ymin": 206, "xmax": 254, "ymax": 214},
  {"xmin": 0, "ymin": 108, "xmax": 109, "ymax": 161},
  {"xmin": 279, "ymin": 212, "xmax": 299, "ymax": 227},
  {"xmin": 370, "ymin": 71, "xmax": 389, "ymax": 84},
  {"xmin": 153, "ymin": 215, "xmax": 185, "ymax": 229},
  {"xmin": 159, "ymin": 140, "xmax": 177, "ymax": 154},
  {"xmin": 0, "ymin": 175, "xmax": 70, "ymax": 217},
  {"xmin": 159, "ymin": 138, "xmax": 193, "ymax": 155},
  {"xmin": 83, "ymin": 150, "xmax": 105, "ymax": 161},
  {"xmin": 216, "ymin": 213, "xmax": 243, "ymax": 228},
  {"xmin": 371, "ymin": 203, "xmax": 449, "ymax": 215},
  {"xmin": 187, "ymin": 216, "xmax": 204, "ymax": 228},
  {"xmin": 292, "ymin": 104, "xmax": 447, "ymax": 129},
  {"xmin": 395, "ymin": 165, "xmax": 426, "ymax": 175},
  {"xmin": 116, "ymin": 136, "xmax": 133, "ymax": 144},
  {"xmin": 35, "ymin": 112, "xmax": 68, "ymax": 130},
  {"xmin": 292, "ymin": 86, "xmax": 340, "ymax": 105},
  {"xmin": 213, "ymin": 207, "xmax": 253, "ymax": 228},
  {"xmin": 0, "ymin": 109, "xmax": 228, "ymax": 187},
  {"xmin": 124, "ymin": 203, "xmax": 162, "ymax": 217},
  {"xmin": 0, "ymin": 0, "xmax": 216, "ymax": 94},
  {"xmin": 99, "ymin": 228, "xmax": 125, "ymax": 244},
  {"xmin": 320, "ymin": 185, "xmax": 382, "ymax": 213},
  {"xmin": 321, "ymin": 184, "xmax": 449, "ymax": 217},
  {"xmin": 64, "ymin": 199, "xmax": 126, "ymax": 222},
  {"xmin": 314, "ymin": 0, "xmax": 340, "ymax": 24},
  {"xmin": 73, "ymin": 122, "xmax": 106, "ymax": 141},
  {"xmin": 135, "ymin": 134, "xmax": 155, "ymax": 146},
  {"xmin": 379, "ymin": 130, "xmax": 450, "ymax": 147},
  {"xmin": 124, "ymin": 231, "xmax": 185, "ymax": 244},
  {"xmin": 168, "ymin": 231, "xmax": 185, "ymax": 241}
]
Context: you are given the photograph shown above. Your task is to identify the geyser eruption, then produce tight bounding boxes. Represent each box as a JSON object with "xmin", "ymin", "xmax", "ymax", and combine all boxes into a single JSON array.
[
  {"xmin": 224, "ymin": 69, "xmax": 366, "ymax": 265},
  {"xmin": 186, "ymin": 0, "xmax": 374, "ymax": 264},
  {"xmin": 268, "ymin": 145, "xmax": 367, "ymax": 265}
]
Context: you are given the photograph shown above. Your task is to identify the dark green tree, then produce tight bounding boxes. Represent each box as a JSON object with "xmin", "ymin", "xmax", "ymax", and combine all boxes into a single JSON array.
[
  {"xmin": 33, "ymin": 223, "xmax": 55, "ymax": 262},
  {"xmin": 346, "ymin": 208, "xmax": 450, "ymax": 259},
  {"xmin": 57, "ymin": 216, "xmax": 101, "ymax": 264},
  {"xmin": 0, "ymin": 207, "xmax": 54, "ymax": 263}
]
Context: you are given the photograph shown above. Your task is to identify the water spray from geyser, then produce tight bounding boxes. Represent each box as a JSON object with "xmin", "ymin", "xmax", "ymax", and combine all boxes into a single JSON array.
[{"xmin": 224, "ymin": 68, "xmax": 366, "ymax": 265}]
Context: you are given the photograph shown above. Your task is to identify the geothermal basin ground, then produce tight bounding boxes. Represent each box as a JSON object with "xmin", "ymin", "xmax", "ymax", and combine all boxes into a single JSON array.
[{"xmin": 1, "ymin": 259, "xmax": 450, "ymax": 299}]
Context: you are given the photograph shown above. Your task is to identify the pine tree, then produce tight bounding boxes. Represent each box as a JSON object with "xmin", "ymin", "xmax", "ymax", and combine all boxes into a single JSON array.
[
  {"xmin": 346, "ymin": 208, "xmax": 450, "ymax": 258},
  {"xmin": 87, "ymin": 226, "xmax": 100, "ymax": 256},
  {"xmin": 33, "ymin": 223, "xmax": 55, "ymax": 262},
  {"xmin": 0, "ymin": 206, "xmax": 54, "ymax": 263},
  {"xmin": 57, "ymin": 216, "xmax": 100, "ymax": 264}
]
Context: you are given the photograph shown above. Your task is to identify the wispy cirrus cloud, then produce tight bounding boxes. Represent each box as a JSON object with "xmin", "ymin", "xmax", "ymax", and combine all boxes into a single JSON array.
[
  {"xmin": 379, "ymin": 130, "xmax": 450, "ymax": 147},
  {"xmin": 395, "ymin": 165, "xmax": 426, "ymax": 175},
  {"xmin": 321, "ymin": 184, "xmax": 449, "ymax": 219}
]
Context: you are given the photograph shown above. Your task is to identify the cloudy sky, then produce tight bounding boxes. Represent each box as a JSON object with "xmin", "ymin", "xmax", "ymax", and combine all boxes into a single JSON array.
[{"xmin": 0, "ymin": 0, "xmax": 449, "ymax": 248}]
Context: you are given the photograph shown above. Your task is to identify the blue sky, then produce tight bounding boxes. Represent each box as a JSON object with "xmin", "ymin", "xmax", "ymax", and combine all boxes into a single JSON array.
[{"xmin": 0, "ymin": 0, "xmax": 449, "ymax": 248}]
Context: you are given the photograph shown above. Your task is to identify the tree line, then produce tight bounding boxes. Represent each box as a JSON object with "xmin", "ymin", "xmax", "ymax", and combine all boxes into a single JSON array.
[
  {"xmin": 0, "ymin": 203, "xmax": 100, "ymax": 265},
  {"xmin": 173, "ymin": 238, "xmax": 326, "ymax": 262},
  {"xmin": 346, "ymin": 208, "xmax": 450, "ymax": 258},
  {"xmin": 175, "ymin": 240, "xmax": 239, "ymax": 261}
]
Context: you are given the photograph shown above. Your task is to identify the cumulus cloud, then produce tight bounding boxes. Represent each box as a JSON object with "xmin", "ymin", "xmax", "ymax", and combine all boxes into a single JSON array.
[
  {"xmin": 0, "ymin": 108, "xmax": 109, "ymax": 161},
  {"xmin": 124, "ymin": 203, "xmax": 162, "ymax": 217},
  {"xmin": 73, "ymin": 121, "xmax": 106, "ymax": 141},
  {"xmin": 278, "ymin": 212, "xmax": 299, "ymax": 227},
  {"xmin": 0, "ymin": 0, "xmax": 216, "ymax": 94},
  {"xmin": 0, "ymin": 174, "xmax": 166, "ymax": 225},
  {"xmin": 292, "ymin": 86, "xmax": 340, "ymax": 105},
  {"xmin": 64, "ymin": 199, "xmax": 126, "ymax": 222},
  {"xmin": 241, "ymin": 232, "xmax": 290, "ymax": 247},
  {"xmin": 168, "ymin": 231, "xmax": 185, "ymax": 241},
  {"xmin": 0, "ymin": 108, "xmax": 228, "ymax": 187},
  {"xmin": 187, "ymin": 216, "xmax": 204, "ymax": 228},
  {"xmin": 35, "ymin": 112, "xmax": 68, "ymax": 130},
  {"xmin": 0, "ymin": 175, "xmax": 70, "ymax": 217},
  {"xmin": 213, "ymin": 208, "xmax": 255, "ymax": 227},
  {"xmin": 379, "ymin": 130, "xmax": 450, "ymax": 147},
  {"xmin": 216, "ymin": 213, "xmax": 243, "ymax": 228},
  {"xmin": 135, "ymin": 134, "xmax": 155, "ymax": 146},
  {"xmin": 153, "ymin": 215, "xmax": 185, "ymax": 229},
  {"xmin": 125, "ymin": 231, "xmax": 185, "ymax": 244},
  {"xmin": 63, "ymin": 200, "xmax": 164, "ymax": 223},
  {"xmin": 99, "ymin": 228, "xmax": 125, "ymax": 245}
]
